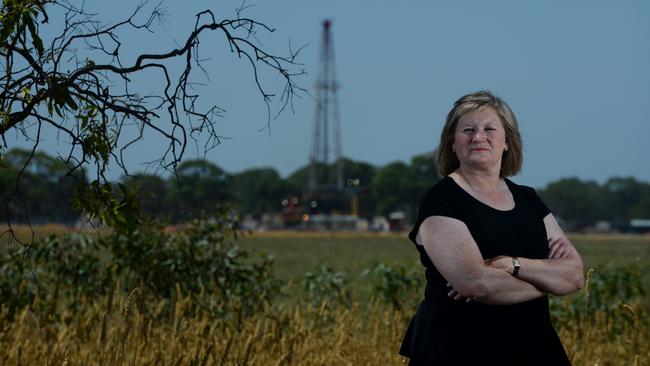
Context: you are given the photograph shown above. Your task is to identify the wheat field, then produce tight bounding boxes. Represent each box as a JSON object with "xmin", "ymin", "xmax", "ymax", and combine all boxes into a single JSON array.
[
  {"xmin": 1, "ymin": 288, "xmax": 648, "ymax": 365},
  {"xmin": 1, "ymin": 227, "xmax": 649, "ymax": 365}
]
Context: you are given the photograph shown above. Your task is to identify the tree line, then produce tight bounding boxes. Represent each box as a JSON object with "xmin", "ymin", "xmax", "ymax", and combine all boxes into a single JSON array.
[{"xmin": 1, "ymin": 147, "xmax": 649, "ymax": 231}]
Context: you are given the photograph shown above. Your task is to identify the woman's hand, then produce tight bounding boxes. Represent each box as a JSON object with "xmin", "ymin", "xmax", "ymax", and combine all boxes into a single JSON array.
[
  {"xmin": 447, "ymin": 283, "xmax": 472, "ymax": 303},
  {"xmin": 548, "ymin": 237, "xmax": 572, "ymax": 259},
  {"xmin": 418, "ymin": 216, "xmax": 548, "ymax": 305},
  {"xmin": 447, "ymin": 256, "xmax": 516, "ymax": 301}
]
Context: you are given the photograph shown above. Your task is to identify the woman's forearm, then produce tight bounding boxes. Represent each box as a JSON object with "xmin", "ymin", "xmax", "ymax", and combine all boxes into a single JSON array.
[
  {"xmin": 472, "ymin": 267, "xmax": 546, "ymax": 305},
  {"xmin": 485, "ymin": 255, "xmax": 584, "ymax": 296},
  {"xmin": 516, "ymin": 257, "xmax": 584, "ymax": 295},
  {"xmin": 419, "ymin": 216, "xmax": 549, "ymax": 306},
  {"xmin": 528, "ymin": 214, "xmax": 586, "ymax": 295},
  {"xmin": 447, "ymin": 264, "xmax": 546, "ymax": 305}
]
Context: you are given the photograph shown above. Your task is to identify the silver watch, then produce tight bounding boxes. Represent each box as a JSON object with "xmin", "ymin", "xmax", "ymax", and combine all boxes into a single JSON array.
[{"xmin": 512, "ymin": 257, "xmax": 521, "ymax": 277}]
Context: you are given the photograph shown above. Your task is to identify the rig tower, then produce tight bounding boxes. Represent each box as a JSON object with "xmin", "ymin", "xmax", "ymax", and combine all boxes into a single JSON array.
[{"xmin": 308, "ymin": 19, "xmax": 343, "ymax": 192}]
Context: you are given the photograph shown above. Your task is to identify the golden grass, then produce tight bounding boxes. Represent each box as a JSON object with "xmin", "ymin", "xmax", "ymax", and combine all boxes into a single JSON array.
[
  {"xmin": 558, "ymin": 304, "xmax": 649, "ymax": 366},
  {"xmin": 1, "ymin": 229, "xmax": 649, "ymax": 364},
  {"xmin": 0, "ymin": 294, "xmax": 409, "ymax": 365},
  {"xmin": 1, "ymin": 290, "xmax": 648, "ymax": 366}
]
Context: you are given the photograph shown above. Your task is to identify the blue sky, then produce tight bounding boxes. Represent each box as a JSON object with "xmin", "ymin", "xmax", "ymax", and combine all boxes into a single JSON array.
[{"xmin": 9, "ymin": 0, "xmax": 650, "ymax": 188}]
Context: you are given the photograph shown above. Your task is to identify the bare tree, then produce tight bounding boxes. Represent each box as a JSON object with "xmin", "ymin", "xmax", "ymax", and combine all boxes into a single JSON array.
[{"xmin": 0, "ymin": 0, "xmax": 306, "ymax": 241}]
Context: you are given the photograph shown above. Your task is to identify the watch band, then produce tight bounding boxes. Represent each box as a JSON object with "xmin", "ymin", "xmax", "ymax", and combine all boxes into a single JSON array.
[{"xmin": 512, "ymin": 257, "xmax": 521, "ymax": 277}]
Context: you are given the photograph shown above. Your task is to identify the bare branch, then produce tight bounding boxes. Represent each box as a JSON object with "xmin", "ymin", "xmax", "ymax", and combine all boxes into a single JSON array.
[{"xmin": 0, "ymin": 0, "xmax": 306, "ymax": 238}]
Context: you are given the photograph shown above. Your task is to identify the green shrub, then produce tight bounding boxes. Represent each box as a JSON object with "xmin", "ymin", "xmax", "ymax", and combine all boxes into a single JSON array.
[
  {"xmin": 361, "ymin": 261, "xmax": 422, "ymax": 311},
  {"xmin": 0, "ymin": 209, "xmax": 282, "ymax": 319},
  {"xmin": 550, "ymin": 260, "xmax": 646, "ymax": 330},
  {"xmin": 0, "ymin": 233, "xmax": 110, "ymax": 318},
  {"xmin": 302, "ymin": 265, "xmax": 351, "ymax": 308}
]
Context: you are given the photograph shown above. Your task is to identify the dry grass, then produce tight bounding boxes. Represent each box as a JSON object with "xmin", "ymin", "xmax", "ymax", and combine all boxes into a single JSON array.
[
  {"xmin": 0, "ymin": 293, "xmax": 410, "ymax": 365},
  {"xmin": 1, "ymin": 290, "xmax": 648, "ymax": 365},
  {"xmin": 559, "ymin": 304, "xmax": 649, "ymax": 366},
  {"xmin": 1, "ymin": 230, "xmax": 649, "ymax": 364}
]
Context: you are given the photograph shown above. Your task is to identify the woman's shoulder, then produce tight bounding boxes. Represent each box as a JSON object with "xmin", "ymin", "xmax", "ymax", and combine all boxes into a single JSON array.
[
  {"xmin": 504, "ymin": 177, "xmax": 538, "ymax": 195},
  {"xmin": 410, "ymin": 176, "xmax": 466, "ymax": 244},
  {"xmin": 505, "ymin": 178, "xmax": 551, "ymax": 216},
  {"xmin": 423, "ymin": 176, "xmax": 455, "ymax": 196},
  {"xmin": 418, "ymin": 176, "xmax": 463, "ymax": 211}
]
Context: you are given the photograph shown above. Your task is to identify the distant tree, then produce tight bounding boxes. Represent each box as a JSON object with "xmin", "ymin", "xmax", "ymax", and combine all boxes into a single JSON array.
[
  {"xmin": 410, "ymin": 152, "xmax": 439, "ymax": 192},
  {"xmin": 340, "ymin": 158, "xmax": 376, "ymax": 186},
  {"xmin": 628, "ymin": 197, "xmax": 650, "ymax": 219},
  {"xmin": 165, "ymin": 160, "xmax": 232, "ymax": 222},
  {"xmin": 231, "ymin": 167, "xmax": 292, "ymax": 218},
  {"xmin": 286, "ymin": 158, "xmax": 376, "ymax": 193},
  {"xmin": 371, "ymin": 161, "xmax": 419, "ymax": 218},
  {"xmin": 0, "ymin": 148, "xmax": 82, "ymax": 224},
  {"xmin": 121, "ymin": 173, "xmax": 167, "ymax": 220},
  {"xmin": 285, "ymin": 164, "xmax": 311, "ymax": 196},
  {"xmin": 538, "ymin": 177, "xmax": 604, "ymax": 230},
  {"xmin": 286, "ymin": 158, "xmax": 378, "ymax": 216},
  {"xmin": 0, "ymin": 1, "xmax": 305, "ymax": 240},
  {"xmin": 603, "ymin": 177, "xmax": 650, "ymax": 224}
]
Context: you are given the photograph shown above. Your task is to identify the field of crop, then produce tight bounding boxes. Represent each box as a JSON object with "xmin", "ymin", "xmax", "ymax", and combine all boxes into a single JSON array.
[
  {"xmin": 1, "ymin": 226, "xmax": 649, "ymax": 365},
  {"xmin": 2, "ymin": 290, "xmax": 647, "ymax": 365},
  {"xmin": 238, "ymin": 232, "xmax": 650, "ymax": 306}
]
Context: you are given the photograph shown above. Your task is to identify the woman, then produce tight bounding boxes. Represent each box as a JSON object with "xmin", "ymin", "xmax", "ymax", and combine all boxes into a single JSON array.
[{"xmin": 399, "ymin": 91, "xmax": 584, "ymax": 365}]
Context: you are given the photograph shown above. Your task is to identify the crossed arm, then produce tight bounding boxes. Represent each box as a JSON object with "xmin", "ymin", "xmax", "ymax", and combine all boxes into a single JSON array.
[{"xmin": 416, "ymin": 213, "xmax": 584, "ymax": 305}]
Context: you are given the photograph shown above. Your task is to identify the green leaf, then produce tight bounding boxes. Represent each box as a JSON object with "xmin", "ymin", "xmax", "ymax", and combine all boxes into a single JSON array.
[
  {"xmin": 53, "ymin": 104, "xmax": 63, "ymax": 118},
  {"xmin": 25, "ymin": 13, "xmax": 43, "ymax": 56},
  {"xmin": 79, "ymin": 114, "xmax": 89, "ymax": 130},
  {"xmin": 32, "ymin": 32, "xmax": 43, "ymax": 55},
  {"xmin": 62, "ymin": 91, "xmax": 78, "ymax": 110},
  {"xmin": 20, "ymin": 86, "xmax": 30, "ymax": 99}
]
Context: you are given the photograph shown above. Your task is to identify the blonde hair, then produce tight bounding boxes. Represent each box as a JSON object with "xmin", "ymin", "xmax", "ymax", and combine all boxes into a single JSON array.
[{"xmin": 436, "ymin": 90, "xmax": 522, "ymax": 177}]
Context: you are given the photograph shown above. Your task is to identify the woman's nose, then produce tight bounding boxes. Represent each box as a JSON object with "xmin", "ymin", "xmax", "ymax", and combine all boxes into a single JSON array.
[{"xmin": 471, "ymin": 130, "xmax": 485, "ymax": 142}]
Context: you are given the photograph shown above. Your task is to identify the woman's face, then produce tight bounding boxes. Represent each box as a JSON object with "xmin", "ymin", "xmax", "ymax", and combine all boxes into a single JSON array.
[{"xmin": 452, "ymin": 106, "xmax": 508, "ymax": 171}]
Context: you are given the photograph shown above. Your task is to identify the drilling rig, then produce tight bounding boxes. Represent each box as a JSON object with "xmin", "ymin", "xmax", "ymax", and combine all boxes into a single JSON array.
[
  {"xmin": 309, "ymin": 19, "xmax": 343, "ymax": 193},
  {"xmin": 281, "ymin": 20, "xmax": 360, "ymax": 230},
  {"xmin": 303, "ymin": 20, "xmax": 357, "ymax": 228}
]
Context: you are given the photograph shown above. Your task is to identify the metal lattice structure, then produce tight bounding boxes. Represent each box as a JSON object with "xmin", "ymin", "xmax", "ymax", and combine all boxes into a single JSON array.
[{"xmin": 308, "ymin": 20, "xmax": 343, "ymax": 192}]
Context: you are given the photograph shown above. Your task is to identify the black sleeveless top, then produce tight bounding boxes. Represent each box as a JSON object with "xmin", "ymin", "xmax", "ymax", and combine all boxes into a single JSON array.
[{"xmin": 399, "ymin": 176, "xmax": 571, "ymax": 365}]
